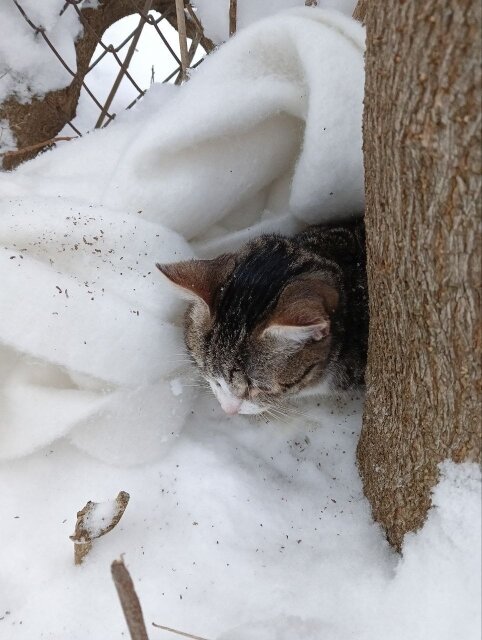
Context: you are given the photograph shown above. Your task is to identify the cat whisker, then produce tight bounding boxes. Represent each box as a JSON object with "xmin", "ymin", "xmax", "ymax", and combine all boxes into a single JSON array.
[
  {"xmin": 262, "ymin": 408, "xmax": 284, "ymax": 423},
  {"xmin": 274, "ymin": 401, "xmax": 307, "ymax": 416},
  {"xmin": 262, "ymin": 405, "xmax": 292, "ymax": 425},
  {"xmin": 180, "ymin": 383, "xmax": 207, "ymax": 389},
  {"xmin": 268, "ymin": 400, "xmax": 313, "ymax": 421},
  {"xmin": 276, "ymin": 403, "xmax": 318, "ymax": 422},
  {"xmin": 181, "ymin": 374, "xmax": 205, "ymax": 381}
]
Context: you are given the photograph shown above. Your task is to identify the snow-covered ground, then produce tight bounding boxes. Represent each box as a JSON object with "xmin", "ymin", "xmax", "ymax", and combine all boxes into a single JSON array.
[
  {"xmin": 0, "ymin": 3, "xmax": 480, "ymax": 639},
  {"xmin": 2, "ymin": 394, "xmax": 479, "ymax": 639}
]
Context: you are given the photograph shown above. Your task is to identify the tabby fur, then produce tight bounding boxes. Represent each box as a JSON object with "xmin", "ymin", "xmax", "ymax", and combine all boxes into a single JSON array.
[{"xmin": 157, "ymin": 218, "xmax": 368, "ymax": 415}]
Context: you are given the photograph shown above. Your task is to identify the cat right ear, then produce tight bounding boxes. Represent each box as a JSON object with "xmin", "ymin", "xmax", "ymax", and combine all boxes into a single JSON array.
[
  {"xmin": 156, "ymin": 255, "xmax": 234, "ymax": 308},
  {"xmin": 261, "ymin": 276, "xmax": 338, "ymax": 344}
]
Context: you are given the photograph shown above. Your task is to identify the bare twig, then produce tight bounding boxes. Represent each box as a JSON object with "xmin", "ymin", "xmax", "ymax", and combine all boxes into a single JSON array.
[
  {"xmin": 152, "ymin": 622, "xmax": 210, "ymax": 640},
  {"xmin": 95, "ymin": 0, "xmax": 153, "ymax": 127},
  {"xmin": 187, "ymin": 30, "xmax": 202, "ymax": 65},
  {"xmin": 112, "ymin": 558, "xmax": 149, "ymax": 640},
  {"xmin": 0, "ymin": 136, "xmax": 77, "ymax": 159},
  {"xmin": 70, "ymin": 491, "xmax": 130, "ymax": 565},
  {"xmin": 185, "ymin": 3, "xmax": 215, "ymax": 53},
  {"xmin": 352, "ymin": 0, "xmax": 367, "ymax": 24},
  {"xmin": 174, "ymin": 0, "xmax": 189, "ymax": 83},
  {"xmin": 174, "ymin": 27, "xmax": 201, "ymax": 84},
  {"xmin": 229, "ymin": 0, "xmax": 237, "ymax": 37}
]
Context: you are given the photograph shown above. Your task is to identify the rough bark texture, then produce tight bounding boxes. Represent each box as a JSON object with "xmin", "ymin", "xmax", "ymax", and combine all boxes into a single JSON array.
[
  {"xmin": 1, "ymin": 0, "xmax": 214, "ymax": 169},
  {"xmin": 352, "ymin": 0, "xmax": 367, "ymax": 24},
  {"xmin": 358, "ymin": 0, "xmax": 481, "ymax": 550}
]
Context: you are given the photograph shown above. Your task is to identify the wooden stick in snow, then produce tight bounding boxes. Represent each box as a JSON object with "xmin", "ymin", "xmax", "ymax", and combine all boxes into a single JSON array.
[
  {"xmin": 229, "ymin": 0, "xmax": 237, "ymax": 37},
  {"xmin": 112, "ymin": 558, "xmax": 149, "ymax": 640},
  {"xmin": 175, "ymin": 0, "xmax": 190, "ymax": 82}
]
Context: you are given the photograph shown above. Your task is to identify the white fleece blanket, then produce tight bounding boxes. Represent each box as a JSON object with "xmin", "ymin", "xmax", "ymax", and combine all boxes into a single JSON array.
[{"xmin": 0, "ymin": 8, "xmax": 364, "ymax": 463}]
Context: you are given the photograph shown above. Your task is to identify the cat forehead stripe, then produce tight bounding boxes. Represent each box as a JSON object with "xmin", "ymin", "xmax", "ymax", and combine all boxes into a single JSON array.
[{"xmin": 215, "ymin": 237, "xmax": 304, "ymax": 334}]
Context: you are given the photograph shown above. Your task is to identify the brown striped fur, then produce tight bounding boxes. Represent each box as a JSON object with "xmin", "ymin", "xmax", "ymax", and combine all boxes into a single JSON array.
[{"xmin": 157, "ymin": 217, "xmax": 368, "ymax": 415}]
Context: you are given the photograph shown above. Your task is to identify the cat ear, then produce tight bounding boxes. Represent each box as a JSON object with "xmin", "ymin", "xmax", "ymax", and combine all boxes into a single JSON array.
[
  {"xmin": 265, "ymin": 320, "xmax": 330, "ymax": 343},
  {"xmin": 262, "ymin": 276, "xmax": 338, "ymax": 343},
  {"xmin": 156, "ymin": 255, "xmax": 234, "ymax": 308}
]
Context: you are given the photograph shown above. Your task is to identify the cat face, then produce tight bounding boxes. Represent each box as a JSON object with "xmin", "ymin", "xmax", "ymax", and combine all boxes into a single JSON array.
[{"xmin": 157, "ymin": 237, "xmax": 339, "ymax": 416}]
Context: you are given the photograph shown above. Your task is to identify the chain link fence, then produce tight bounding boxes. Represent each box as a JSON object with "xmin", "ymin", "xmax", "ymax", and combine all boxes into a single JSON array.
[{"xmin": 1, "ymin": 0, "xmax": 216, "ymax": 168}]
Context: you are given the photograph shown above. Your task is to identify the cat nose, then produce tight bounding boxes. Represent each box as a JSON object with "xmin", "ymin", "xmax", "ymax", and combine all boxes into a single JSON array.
[{"xmin": 220, "ymin": 397, "xmax": 242, "ymax": 415}]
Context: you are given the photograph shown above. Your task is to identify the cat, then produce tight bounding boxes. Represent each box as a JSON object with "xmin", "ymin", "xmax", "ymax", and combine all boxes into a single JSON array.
[{"xmin": 157, "ymin": 218, "xmax": 368, "ymax": 416}]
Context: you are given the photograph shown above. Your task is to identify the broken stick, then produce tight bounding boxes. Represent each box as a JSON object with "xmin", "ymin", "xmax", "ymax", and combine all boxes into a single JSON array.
[
  {"xmin": 70, "ymin": 491, "xmax": 130, "ymax": 565},
  {"xmin": 112, "ymin": 557, "xmax": 149, "ymax": 640}
]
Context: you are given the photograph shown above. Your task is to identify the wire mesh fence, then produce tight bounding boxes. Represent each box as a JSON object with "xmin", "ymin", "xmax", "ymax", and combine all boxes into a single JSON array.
[
  {"xmin": 0, "ymin": 0, "xmax": 220, "ymax": 168},
  {"xmin": 10, "ymin": 0, "xmax": 212, "ymax": 136}
]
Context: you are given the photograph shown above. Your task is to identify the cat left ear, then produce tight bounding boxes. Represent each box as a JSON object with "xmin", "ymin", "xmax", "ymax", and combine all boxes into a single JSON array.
[{"xmin": 156, "ymin": 255, "xmax": 234, "ymax": 308}]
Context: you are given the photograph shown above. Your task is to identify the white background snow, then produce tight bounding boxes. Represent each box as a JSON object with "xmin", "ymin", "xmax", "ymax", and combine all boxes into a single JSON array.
[{"xmin": 0, "ymin": 1, "xmax": 480, "ymax": 639}]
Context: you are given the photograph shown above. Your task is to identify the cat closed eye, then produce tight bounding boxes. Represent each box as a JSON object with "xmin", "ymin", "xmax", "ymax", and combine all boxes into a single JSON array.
[{"xmin": 251, "ymin": 385, "xmax": 278, "ymax": 395}]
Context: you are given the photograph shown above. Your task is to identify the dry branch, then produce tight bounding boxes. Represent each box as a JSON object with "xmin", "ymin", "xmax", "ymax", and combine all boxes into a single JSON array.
[
  {"xmin": 152, "ymin": 622, "xmax": 209, "ymax": 640},
  {"xmin": 70, "ymin": 491, "xmax": 130, "ymax": 565},
  {"xmin": 229, "ymin": 0, "xmax": 237, "ymax": 36},
  {"xmin": 175, "ymin": 0, "xmax": 189, "ymax": 83},
  {"xmin": 185, "ymin": 4, "xmax": 215, "ymax": 53},
  {"xmin": 0, "ymin": 136, "xmax": 77, "ymax": 167},
  {"xmin": 112, "ymin": 558, "xmax": 149, "ymax": 640}
]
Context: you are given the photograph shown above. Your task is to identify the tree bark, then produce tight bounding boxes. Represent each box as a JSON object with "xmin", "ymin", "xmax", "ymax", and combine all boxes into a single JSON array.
[
  {"xmin": 358, "ymin": 0, "xmax": 481, "ymax": 550},
  {"xmin": 352, "ymin": 0, "xmax": 367, "ymax": 24}
]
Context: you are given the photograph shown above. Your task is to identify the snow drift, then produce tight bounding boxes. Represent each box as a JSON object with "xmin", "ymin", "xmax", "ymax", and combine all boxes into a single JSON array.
[{"xmin": 0, "ymin": 8, "xmax": 364, "ymax": 463}]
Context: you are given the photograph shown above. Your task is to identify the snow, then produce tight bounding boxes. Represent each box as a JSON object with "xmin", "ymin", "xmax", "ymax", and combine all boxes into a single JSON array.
[
  {"xmin": 0, "ymin": 402, "xmax": 479, "ymax": 639},
  {"xmin": 195, "ymin": 0, "xmax": 358, "ymax": 44},
  {"xmin": 0, "ymin": 7, "xmax": 365, "ymax": 462},
  {"xmin": 170, "ymin": 378, "xmax": 184, "ymax": 397},
  {"xmin": 0, "ymin": 0, "xmax": 82, "ymax": 105},
  {"xmin": 0, "ymin": 4, "xmax": 480, "ymax": 640}
]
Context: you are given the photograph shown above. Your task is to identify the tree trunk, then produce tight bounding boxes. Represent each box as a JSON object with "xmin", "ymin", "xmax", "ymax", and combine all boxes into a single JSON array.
[{"xmin": 357, "ymin": 0, "xmax": 481, "ymax": 550}]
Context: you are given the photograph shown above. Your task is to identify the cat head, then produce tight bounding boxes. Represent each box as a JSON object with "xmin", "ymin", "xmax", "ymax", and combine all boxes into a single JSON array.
[{"xmin": 157, "ymin": 236, "xmax": 339, "ymax": 416}]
